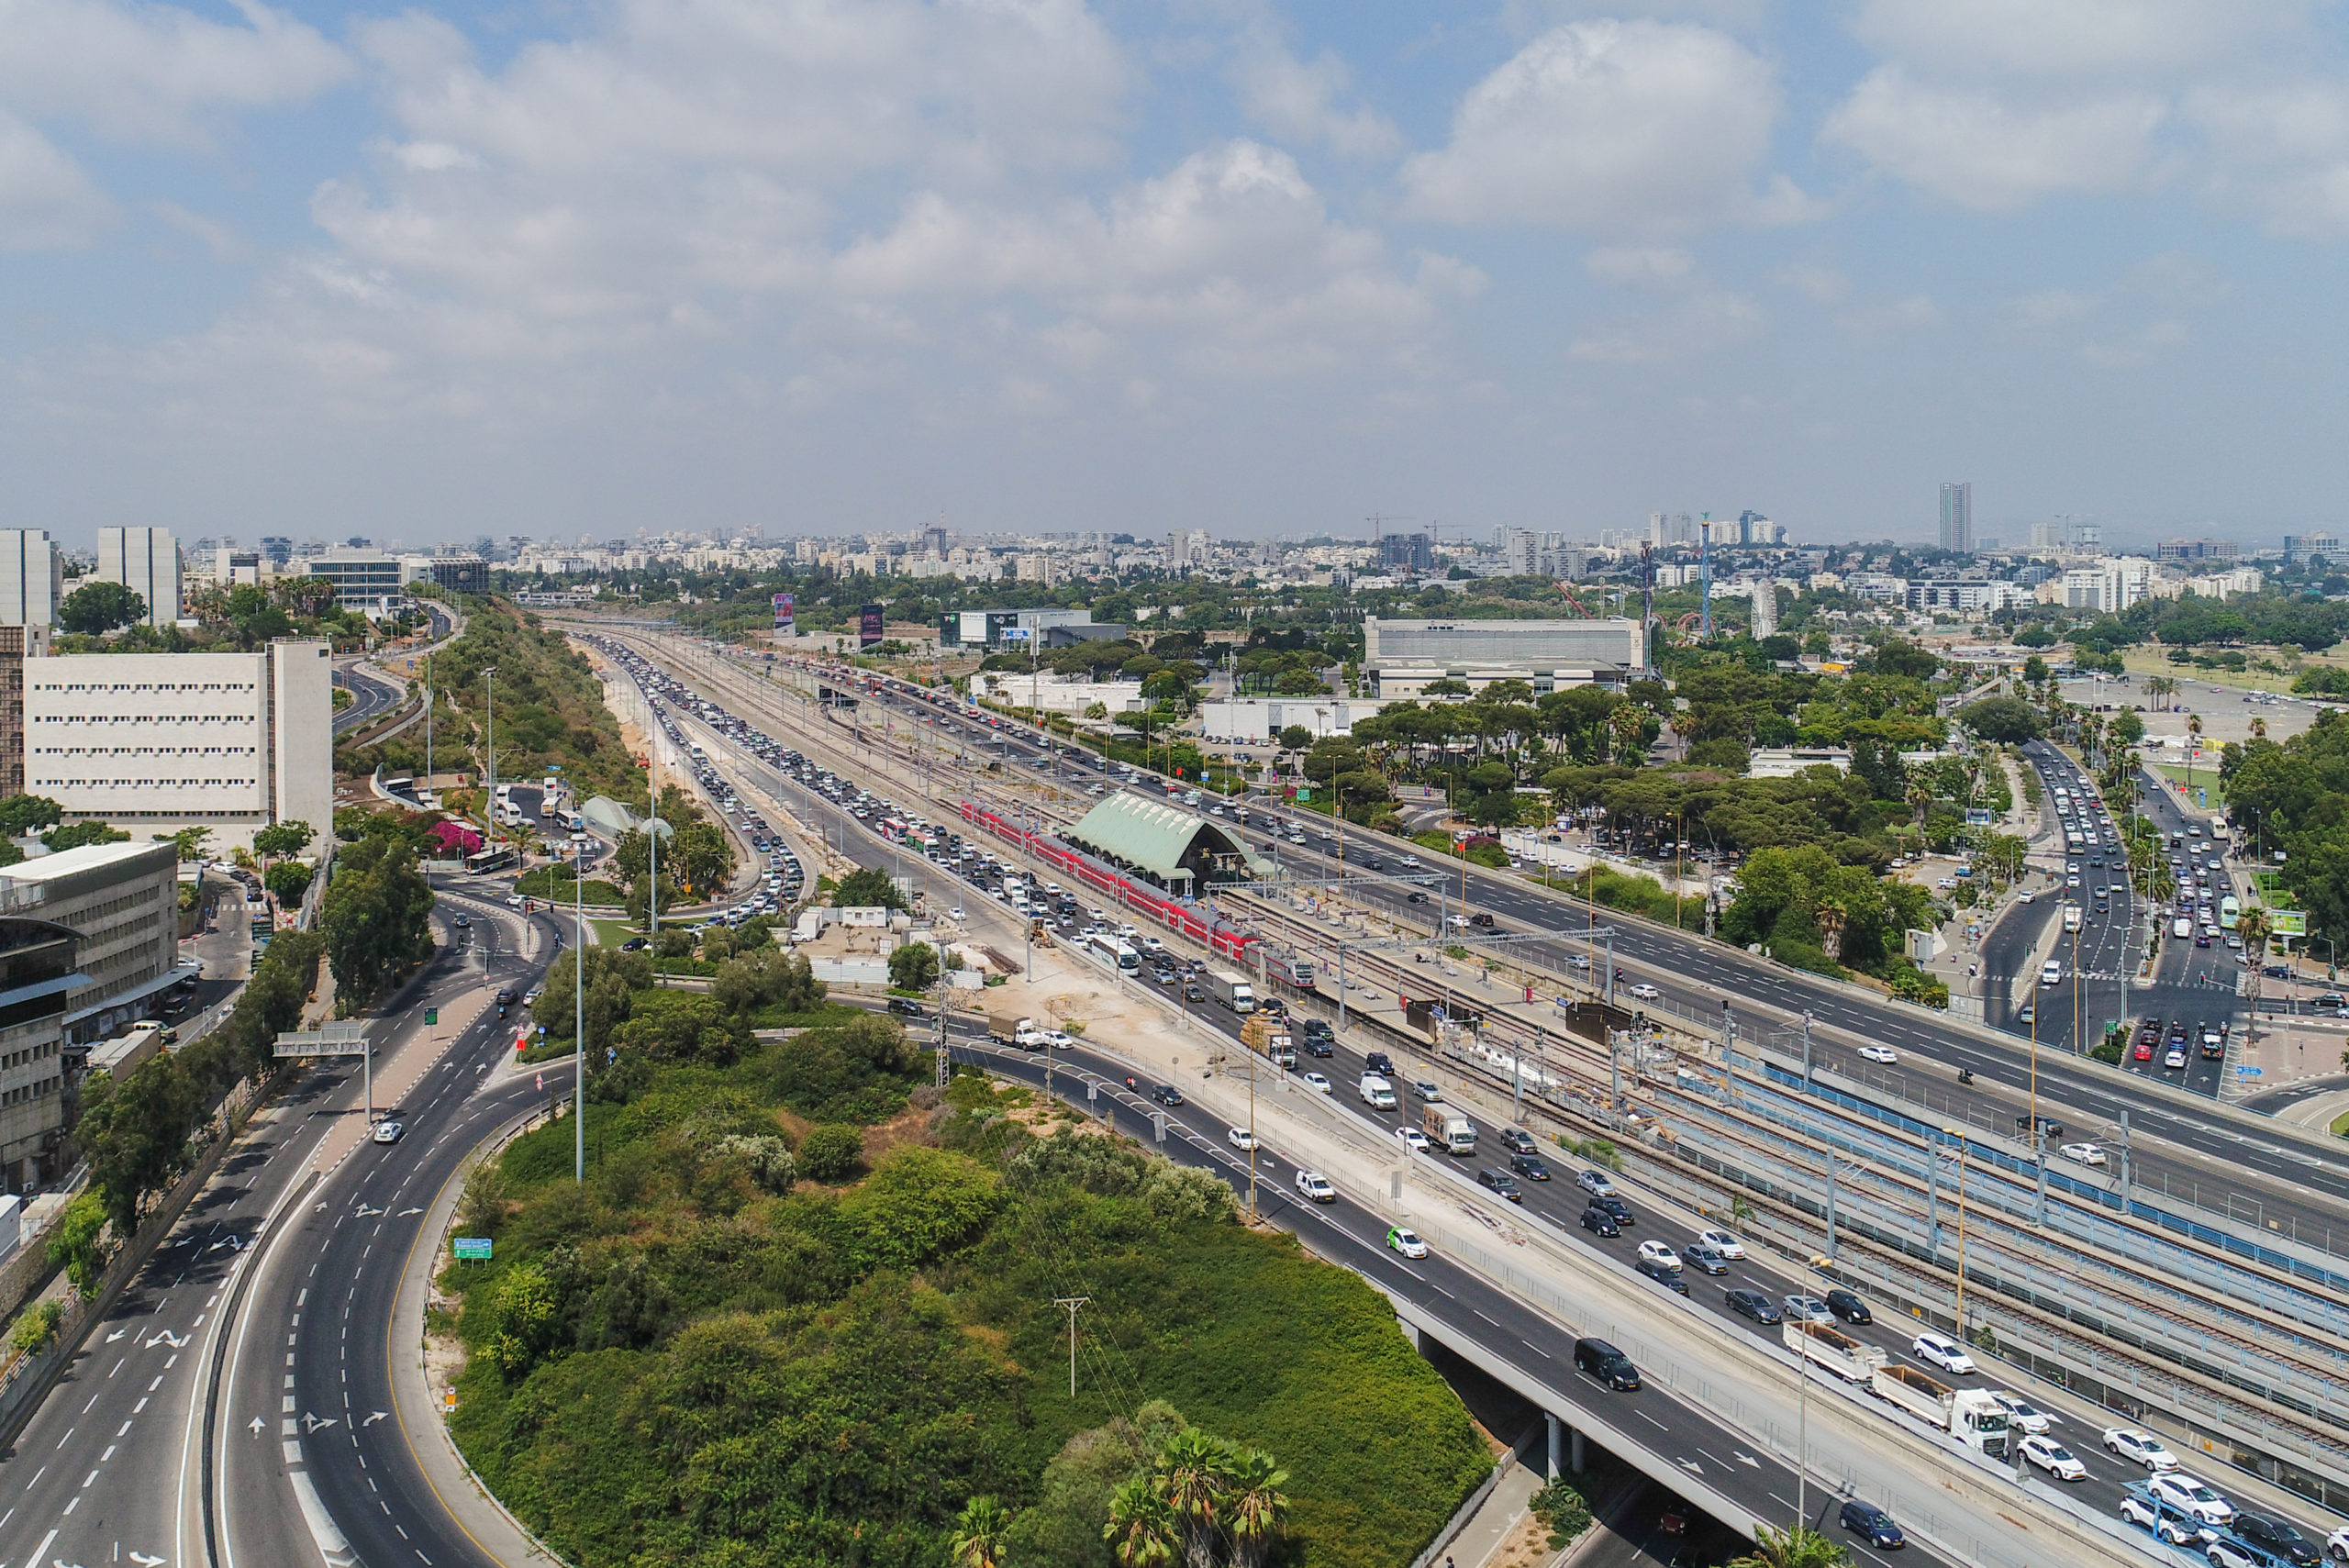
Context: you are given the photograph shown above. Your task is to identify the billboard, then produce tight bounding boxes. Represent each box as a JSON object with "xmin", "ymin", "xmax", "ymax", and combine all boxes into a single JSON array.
[
  {"xmin": 2270, "ymin": 910, "xmax": 2308, "ymax": 938},
  {"xmin": 859, "ymin": 604, "xmax": 885, "ymax": 648},
  {"xmin": 771, "ymin": 592, "xmax": 795, "ymax": 633}
]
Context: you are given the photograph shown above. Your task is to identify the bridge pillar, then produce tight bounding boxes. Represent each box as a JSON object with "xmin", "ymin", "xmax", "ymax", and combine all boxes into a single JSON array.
[
  {"xmin": 1570, "ymin": 1427, "xmax": 1586, "ymax": 1475},
  {"xmin": 1545, "ymin": 1413, "xmax": 1562, "ymax": 1479}
]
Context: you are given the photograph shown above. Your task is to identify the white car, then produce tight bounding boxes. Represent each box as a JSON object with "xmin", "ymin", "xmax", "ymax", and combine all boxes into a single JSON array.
[
  {"xmin": 1626, "ymin": 982, "xmax": 1661, "ymax": 1002},
  {"xmin": 1043, "ymin": 1029, "xmax": 1074, "ymax": 1051},
  {"xmin": 1857, "ymin": 1045, "xmax": 1898, "ymax": 1064},
  {"xmin": 2148, "ymin": 1473, "xmax": 2234, "ymax": 1526},
  {"xmin": 1294, "ymin": 1169, "xmax": 1335, "ymax": 1204},
  {"xmin": 2164, "ymin": 1047, "xmax": 2188, "ymax": 1070},
  {"xmin": 1989, "ymin": 1392, "xmax": 2051, "ymax": 1433},
  {"xmin": 2102, "ymin": 1428, "xmax": 2180, "ymax": 1471},
  {"xmin": 1226, "ymin": 1126, "xmax": 1259, "ymax": 1153},
  {"xmin": 1911, "ymin": 1332, "xmax": 1976, "ymax": 1374},
  {"xmin": 372, "ymin": 1120, "xmax": 404, "ymax": 1144},
  {"xmin": 2018, "ymin": 1434, "xmax": 2086, "ymax": 1481},
  {"xmin": 1396, "ymin": 1126, "xmax": 1431, "ymax": 1153},
  {"xmin": 1634, "ymin": 1240, "xmax": 1681, "ymax": 1270},
  {"xmin": 2059, "ymin": 1141, "xmax": 2108, "ymax": 1167},
  {"xmin": 946, "ymin": 906, "xmax": 965, "ymax": 921},
  {"xmin": 1301, "ymin": 1071, "xmax": 1332, "ymax": 1095},
  {"xmin": 1696, "ymin": 1229, "xmax": 1745, "ymax": 1259},
  {"xmin": 1386, "ymin": 1226, "xmax": 1429, "ymax": 1260}
]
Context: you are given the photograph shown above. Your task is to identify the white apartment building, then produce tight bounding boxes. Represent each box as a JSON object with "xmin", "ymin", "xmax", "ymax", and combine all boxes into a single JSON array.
[
  {"xmin": 971, "ymin": 673, "xmax": 1145, "ymax": 717},
  {"xmin": 0, "ymin": 532, "xmax": 63, "ymax": 628},
  {"xmin": 22, "ymin": 639, "xmax": 334, "ymax": 849},
  {"xmin": 96, "ymin": 527, "xmax": 184, "ymax": 626},
  {"xmin": 1198, "ymin": 698, "xmax": 1385, "ymax": 742},
  {"xmin": 1906, "ymin": 580, "xmax": 2021, "ymax": 614},
  {"xmin": 2043, "ymin": 558, "xmax": 2155, "ymax": 614}
]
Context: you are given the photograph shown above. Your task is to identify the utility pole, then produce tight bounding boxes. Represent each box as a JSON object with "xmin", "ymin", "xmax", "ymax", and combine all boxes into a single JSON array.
[
  {"xmin": 1801, "ymin": 1009, "xmax": 1813, "ymax": 1087},
  {"xmin": 483, "ymin": 665, "xmax": 497, "ymax": 860},
  {"xmin": 574, "ymin": 831, "xmax": 587, "ymax": 1183},
  {"xmin": 1052, "ymin": 1296, "xmax": 1089, "ymax": 1398},
  {"xmin": 423, "ymin": 652, "xmax": 433, "ymax": 802}
]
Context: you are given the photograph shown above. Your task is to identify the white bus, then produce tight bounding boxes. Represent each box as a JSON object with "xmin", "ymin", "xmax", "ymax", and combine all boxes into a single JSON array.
[{"xmin": 1087, "ymin": 933, "xmax": 1141, "ymax": 973}]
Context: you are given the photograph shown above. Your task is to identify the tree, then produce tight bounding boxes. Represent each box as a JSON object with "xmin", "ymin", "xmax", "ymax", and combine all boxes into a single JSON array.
[
  {"xmin": 252, "ymin": 821, "xmax": 316, "ymax": 861},
  {"xmin": 264, "ymin": 861, "xmax": 314, "ymax": 902},
  {"xmin": 320, "ymin": 833, "xmax": 436, "ymax": 1006},
  {"xmin": 1277, "ymin": 724, "xmax": 1312, "ymax": 753},
  {"xmin": 0, "ymin": 795, "xmax": 63, "ymax": 838},
  {"xmin": 797, "ymin": 1124, "xmax": 865, "ymax": 1182},
  {"xmin": 46, "ymin": 1191, "xmax": 108, "ymax": 1296},
  {"xmin": 1727, "ymin": 1522, "xmax": 1851, "ymax": 1568},
  {"xmin": 952, "ymin": 1496, "xmax": 1014, "ymax": 1568},
  {"xmin": 158, "ymin": 826, "xmax": 213, "ymax": 862},
  {"xmin": 43, "ymin": 821, "xmax": 129, "ymax": 852},
  {"xmin": 58, "ymin": 581, "xmax": 147, "ymax": 636},
  {"xmin": 1956, "ymin": 697, "xmax": 2044, "ymax": 744},
  {"xmin": 889, "ymin": 941, "xmax": 941, "ymax": 992},
  {"xmin": 834, "ymin": 865, "xmax": 907, "ymax": 910}
]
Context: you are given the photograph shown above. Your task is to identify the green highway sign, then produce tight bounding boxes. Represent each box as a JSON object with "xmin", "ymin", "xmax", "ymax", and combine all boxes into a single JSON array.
[{"xmin": 453, "ymin": 1238, "xmax": 493, "ymax": 1261}]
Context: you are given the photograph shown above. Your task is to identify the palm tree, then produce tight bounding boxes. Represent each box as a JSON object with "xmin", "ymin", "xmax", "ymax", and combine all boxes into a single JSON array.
[
  {"xmin": 1727, "ymin": 1522, "xmax": 1852, "ymax": 1568},
  {"xmin": 2251, "ymin": 716, "xmax": 2267, "ymax": 741},
  {"xmin": 1669, "ymin": 711, "xmax": 1695, "ymax": 761},
  {"xmin": 1106, "ymin": 1474, "xmax": 1179, "ymax": 1568},
  {"xmin": 1815, "ymin": 900, "xmax": 1848, "ymax": 963},
  {"xmin": 2237, "ymin": 906, "xmax": 2274, "ymax": 1022},
  {"xmin": 952, "ymin": 1496, "xmax": 1013, "ymax": 1568},
  {"xmin": 1223, "ymin": 1450, "xmax": 1290, "ymax": 1568},
  {"xmin": 2187, "ymin": 712, "xmax": 2204, "ymax": 789},
  {"xmin": 1154, "ymin": 1428, "xmax": 1231, "ymax": 1568},
  {"xmin": 1609, "ymin": 704, "xmax": 1647, "ymax": 765},
  {"xmin": 1905, "ymin": 780, "xmax": 1935, "ymax": 853}
]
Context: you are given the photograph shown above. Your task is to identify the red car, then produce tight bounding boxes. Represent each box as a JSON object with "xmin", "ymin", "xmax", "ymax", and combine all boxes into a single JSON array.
[{"xmin": 2133, "ymin": 1040, "xmax": 2154, "ymax": 1061}]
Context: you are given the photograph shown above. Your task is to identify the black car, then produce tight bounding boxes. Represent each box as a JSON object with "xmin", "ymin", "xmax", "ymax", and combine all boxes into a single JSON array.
[
  {"xmin": 1580, "ymin": 1206, "xmax": 1621, "ymax": 1238},
  {"xmin": 1825, "ymin": 1288, "xmax": 1874, "ymax": 1324},
  {"xmin": 1726, "ymin": 1288, "xmax": 1782, "ymax": 1325},
  {"xmin": 494, "ymin": 986, "xmax": 518, "ymax": 1006},
  {"xmin": 1509, "ymin": 1152, "xmax": 1552, "ymax": 1181},
  {"xmin": 1476, "ymin": 1169, "xmax": 1523, "ymax": 1203},
  {"xmin": 1298, "ymin": 1034, "xmax": 1334, "ymax": 1059},
  {"xmin": 1573, "ymin": 1337, "xmax": 1641, "ymax": 1390},
  {"xmin": 1406, "ymin": 891, "xmax": 1430, "ymax": 904},
  {"xmin": 2016, "ymin": 1114, "xmax": 2065, "ymax": 1138},
  {"xmin": 1839, "ymin": 1502, "xmax": 1904, "ymax": 1550},
  {"xmin": 1588, "ymin": 1193, "xmax": 1635, "ymax": 1227},
  {"xmin": 2232, "ymin": 1512, "xmax": 2320, "ymax": 1567},
  {"xmin": 1150, "ymin": 1084, "xmax": 1186, "ymax": 1107},
  {"xmin": 1300, "ymin": 1018, "xmax": 1335, "ymax": 1045},
  {"xmin": 1365, "ymin": 1051, "xmax": 1397, "ymax": 1077},
  {"xmin": 1635, "ymin": 1255, "xmax": 1690, "ymax": 1294}
]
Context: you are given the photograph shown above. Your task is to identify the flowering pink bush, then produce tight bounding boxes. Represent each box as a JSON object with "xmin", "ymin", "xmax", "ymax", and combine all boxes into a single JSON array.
[{"xmin": 429, "ymin": 820, "xmax": 481, "ymax": 856}]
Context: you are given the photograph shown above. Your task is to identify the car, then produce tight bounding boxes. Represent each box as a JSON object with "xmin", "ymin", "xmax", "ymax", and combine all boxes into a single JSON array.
[
  {"xmin": 2133, "ymin": 1040, "xmax": 2155, "ymax": 1061},
  {"xmin": 451, "ymin": 913, "xmax": 471, "ymax": 929},
  {"xmin": 1838, "ymin": 1501, "xmax": 1905, "ymax": 1550},
  {"xmin": 1816, "ymin": 1288, "xmax": 1870, "ymax": 1324},
  {"xmin": 2103, "ymin": 1428, "xmax": 2180, "ymax": 1470},
  {"xmin": 1857, "ymin": 1044, "xmax": 1898, "ymax": 1063},
  {"xmin": 2164, "ymin": 1046, "xmax": 2188, "ymax": 1069},
  {"xmin": 945, "ymin": 906, "xmax": 965, "ymax": 921},
  {"xmin": 1696, "ymin": 1229, "xmax": 1745, "ymax": 1258},
  {"xmin": 2017, "ymin": 1113, "xmax": 2065, "ymax": 1138},
  {"xmin": 2232, "ymin": 1511, "xmax": 2321, "ymax": 1567},
  {"xmin": 1476, "ymin": 1169, "xmax": 1523, "ymax": 1202},
  {"xmin": 1725, "ymin": 1289, "xmax": 1781, "ymax": 1325},
  {"xmin": 1635, "ymin": 1255, "xmax": 1689, "ymax": 1294},
  {"xmin": 1297, "ymin": 1070, "xmax": 1332, "ymax": 1095},
  {"xmin": 1043, "ymin": 1029, "xmax": 1074, "ymax": 1051},
  {"xmin": 1386, "ymin": 1227, "xmax": 1429, "ymax": 1260},
  {"xmin": 1682, "ymin": 1241, "xmax": 1729, "ymax": 1274},
  {"xmin": 1184, "ymin": 983, "xmax": 1206, "ymax": 1002},
  {"xmin": 1989, "ymin": 1392, "xmax": 2051, "ymax": 1433},
  {"xmin": 1294, "ymin": 1170, "xmax": 1335, "ymax": 1204},
  {"xmin": 1573, "ymin": 1337, "xmax": 1641, "ymax": 1390},
  {"xmin": 1152, "ymin": 967, "xmax": 1176, "ymax": 986},
  {"xmin": 1782, "ymin": 1295, "xmax": 1833, "ymax": 1325},
  {"xmin": 1151, "ymin": 1084, "xmax": 1186, "ymax": 1107},
  {"xmin": 1497, "ymin": 1127, "xmax": 1538, "ymax": 1156},
  {"xmin": 1410, "ymin": 1080, "xmax": 1444, "ymax": 1103},
  {"xmin": 1634, "ymin": 1239, "xmax": 1681, "ymax": 1270},
  {"xmin": 1364, "ymin": 1051, "xmax": 1397, "ymax": 1075},
  {"xmin": 2148, "ymin": 1473, "xmax": 2235, "ymax": 1526},
  {"xmin": 1626, "ymin": 982, "xmax": 1661, "ymax": 1002},
  {"xmin": 1396, "ymin": 1126, "xmax": 1431, "ymax": 1153},
  {"xmin": 1508, "ymin": 1152, "xmax": 1552, "ymax": 1181},
  {"xmin": 1576, "ymin": 1169, "xmax": 1617, "ymax": 1196},
  {"xmin": 1226, "ymin": 1127, "xmax": 1260, "ymax": 1153},
  {"xmin": 1588, "ymin": 1194, "xmax": 1634, "ymax": 1227},
  {"xmin": 1580, "ymin": 1206, "xmax": 1621, "ymax": 1238},
  {"xmin": 2059, "ymin": 1141, "xmax": 2108, "ymax": 1167},
  {"xmin": 2009, "ymin": 1432, "xmax": 2086, "ymax": 1481},
  {"xmin": 2121, "ymin": 1490, "xmax": 2215, "ymax": 1546},
  {"xmin": 373, "ymin": 1120, "xmax": 404, "ymax": 1144},
  {"xmin": 1911, "ymin": 1331, "xmax": 1975, "ymax": 1374}
]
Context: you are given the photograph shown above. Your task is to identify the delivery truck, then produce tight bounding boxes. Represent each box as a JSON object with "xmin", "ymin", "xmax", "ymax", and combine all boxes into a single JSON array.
[
  {"xmin": 1202, "ymin": 969, "xmax": 1257, "ymax": 1014},
  {"xmin": 1783, "ymin": 1319, "xmax": 1887, "ymax": 1385},
  {"xmin": 987, "ymin": 1013, "xmax": 1044, "ymax": 1049},
  {"xmin": 1868, "ymin": 1364, "xmax": 2010, "ymax": 1457},
  {"xmin": 1420, "ymin": 1106, "xmax": 1476, "ymax": 1155}
]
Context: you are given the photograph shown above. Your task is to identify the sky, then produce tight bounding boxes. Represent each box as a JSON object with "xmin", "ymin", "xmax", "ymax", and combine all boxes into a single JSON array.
[{"xmin": 5, "ymin": 0, "xmax": 2349, "ymax": 551}]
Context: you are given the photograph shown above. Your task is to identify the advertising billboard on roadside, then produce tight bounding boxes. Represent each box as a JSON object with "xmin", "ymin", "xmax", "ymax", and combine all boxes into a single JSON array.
[
  {"xmin": 859, "ymin": 604, "xmax": 885, "ymax": 647},
  {"xmin": 772, "ymin": 592, "xmax": 795, "ymax": 633}
]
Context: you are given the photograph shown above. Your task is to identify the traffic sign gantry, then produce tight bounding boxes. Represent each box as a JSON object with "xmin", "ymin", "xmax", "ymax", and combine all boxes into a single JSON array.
[{"xmin": 275, "ymin": 1022, "xmax": 379, "ymax": 1122}]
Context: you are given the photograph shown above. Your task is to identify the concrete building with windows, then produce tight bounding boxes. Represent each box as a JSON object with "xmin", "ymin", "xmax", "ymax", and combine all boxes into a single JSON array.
[
  {"xmin": 0, "ymin": 917, "xmax": 84, "ymax": 1189},
  {"xmin": 1938, "ymin": 482, "xmax": 1973, "ymax": 552},
  {"xmin": 1198, "ymin": 697, "xmax": 1385, "ymax": 742},
  {"xmin": 939, "ymin": 607, "xmax": 1117, "ymax": 649},
  {"xmin": 299, "ymin": 547, "xmax": 420, "ymax": 612},
  {"xmin": 0, "ymin": 532, "xmax": 63, "ymax": 628},
  {"xmin": 20, "ymin": 639, "xmax": 333, "ymax": 850},
  {"xmin": 0, "ymin": 840, "xmax": 185, "ymax": 1050},
  {"xmin": 1362, "ymin": 616, "xmax": 1645, "ymax": 698},
  {"xmin": 95, "ymin": 527, "xmax": 184, "ymax": 627}
]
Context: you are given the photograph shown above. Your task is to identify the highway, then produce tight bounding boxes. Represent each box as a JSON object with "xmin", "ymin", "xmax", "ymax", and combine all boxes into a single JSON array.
[{"xmin": 334, "ymin": 664, "xmax": 404, "ymax": 735}]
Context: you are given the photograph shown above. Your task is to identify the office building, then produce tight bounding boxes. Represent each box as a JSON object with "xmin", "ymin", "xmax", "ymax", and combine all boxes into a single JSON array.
[
  {"xmin": 1199, "ymin": 697, "xmax": 1383, "ymax": 742},
  {"xmin": 0, "ymin": 627, "xmax": 42, "ymax": 799},
  {"xmin": 2283, "ymin": 534, "xmax": 2341, "ymax": 566},
  {"xmin": 1648, "ymin": 512, "xmax": 1697, "ymax": 548},
  {"xmin": 300, "ymin": 547, "xmax": 416, "ymax": 613},
  {"xmin": 2156, "ymin": 539, "xmax": 2240, "ymax": 563},
  {"xmin": 428, "ymin": 556, "xmax": 489, "ymax": 596},
  {"xmin": 1362, "ymin": 617, "xmax": 1644, "ymax": 697},
  {"xmin": 2051, "ymin": 559, "xmax": 2155, "ymax": 614},
  {"xmin": 95, "ymin": 527, "xmax": 183, "ymax": 627},
  {"xmin": 1908, "ymin": 580, "xmax": 2019, "ymax": 614},
  {"xmin": 0, "ymin": 840, "xmax": 184, "ymax": 1052},
  {"xmin": 0, "ymin": 533, "xmax": 63, "ymax": 628},
  {"xmin": 20, "ymin": 639, "xmax": 333, "ymax": 849},
  {"xmin": 0, "ymin": 917, "xmax": 80, "ymax": 1189},
  {"xmin": 1375, "ymin": 531, "xmax": 1433, "ymax": 573},
  {"xmin": 1938, "ymin": 483, "xmax": 1972, "ymax": 553}
]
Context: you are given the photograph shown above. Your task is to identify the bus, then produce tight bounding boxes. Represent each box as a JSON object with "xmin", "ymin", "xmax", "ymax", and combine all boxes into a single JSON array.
[
  {"xmin": 1088, "ymin": 933, "xmax": 1141, "ymax": 973},
  {"xmin": 2220, "ymin": 895, "xmax": 2241, "ymax": 931}
]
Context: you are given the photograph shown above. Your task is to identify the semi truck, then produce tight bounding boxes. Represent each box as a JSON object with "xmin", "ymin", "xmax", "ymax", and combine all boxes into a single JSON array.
[
  {"xmin": 1783, "ymin": 1320, "xmax": 1887, "ymax": 1385},
  {"xmin": 1420, "ymin": 1106, "xmax": 1476, "ymax": 1155},
  {"xmin": 1868, "ymin": 1364, "xmax": 2010, "ymax": 1457},
  {"xmin": 1241, "ymin": 1016, "xmax": 1296, "ymax": 1069},
  {"xmin": 1202, "ymin": 969, "xmax": 1257, "ymax": 1014}
]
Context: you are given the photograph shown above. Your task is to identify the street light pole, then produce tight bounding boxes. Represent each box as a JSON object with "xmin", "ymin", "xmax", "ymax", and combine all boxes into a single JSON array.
[
  {"xmin": 574, "ymin": 831, "xmax": 587, "ymax": 1184},
  {"xmin": 483, "ymin": 665, "xmax": 497, "ymax": 857}
]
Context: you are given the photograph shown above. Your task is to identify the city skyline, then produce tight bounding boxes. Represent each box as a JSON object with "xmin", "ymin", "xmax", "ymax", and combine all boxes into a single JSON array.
[{"xmin": 5, "ymin": 3, "xmax": 2349, "ymax": 544}]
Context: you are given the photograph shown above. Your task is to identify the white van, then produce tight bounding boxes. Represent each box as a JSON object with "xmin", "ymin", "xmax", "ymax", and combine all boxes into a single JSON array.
[
  {"xmin": 1358, "ymin": 1073, "xmax": 1397, "ymax": 1111},
  {"xmin": 2040, "ymin": 960, "xmax": 2064, "ymax": 987},
  {"xmin": 2063, "ymin": 906, "xmax": 2082, "ymax": 933},
  {"xmin": 2172, "ymin": 916, "xmax": 2194, "ymax": 940}
]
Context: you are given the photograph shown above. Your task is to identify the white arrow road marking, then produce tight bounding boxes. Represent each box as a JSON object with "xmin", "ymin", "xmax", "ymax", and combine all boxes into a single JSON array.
[
  {"xmin": 250, "ymin": 1416, "xmax": 268, "ymax": 1435},
  {"xmin": 362, "ymin": 1411, "xmax": 389, "ymax": 1426},
  {"xmin": 1736, "ymin": 1452, "xmax": 1760, "ymax": 1467},
  {"xmin": 1674, "ymin": 1459, "xmax": 1703, "ymax": 1475},
  {"xmin": 106, "ymin": 1329, "xmax": 127, "ymax": 1343},
  {"xmin": 130, "ymin": 1553, "xmax": 166, "ymax": 1565},
  {"xmin": 303, "ymin": 1412, "xmax": 338, "ymax": 1433},
  {"xmin": 397, "ymin": 1207, "xmax": 424, "ymax": 1217},
  {"xmin": 145, "ymin": 1331, "xmax": 186, "ymax": 1349}
]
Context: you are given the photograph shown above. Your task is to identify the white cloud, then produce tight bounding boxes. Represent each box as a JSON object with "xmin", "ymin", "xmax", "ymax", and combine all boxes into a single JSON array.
[
  {"xmin": 1225, "ymin": 22, "xmax": 1399, "ymax": 159},
  {"xmin": 2187, "ymin": 81, "xmax": 2349, "ymax": 239},
  {"xmin": 0, "ymin": 111, "xmax": 112, "ymax": 249},
  {"xmin": 1571, "ymin": 244, "xmax": 1758, "ymax": 361},
  {"xmin": 1584, "ymin": 246, "xmax": 1696, "ymax": 287},
  {"xmin": 1849, "ymin": 0, "xmax": 2293, "ymax": 80},
  {"xmin": 0, "ymin": 0, "xmax": 347, "ymax": 147},
  {"xmin": 1401, "ymin": 19, "xmax": 1791, "ymax": 232},
  {"xmin": 1822, "ymin": 67, "xmax": 2166, "ymax": 209}
]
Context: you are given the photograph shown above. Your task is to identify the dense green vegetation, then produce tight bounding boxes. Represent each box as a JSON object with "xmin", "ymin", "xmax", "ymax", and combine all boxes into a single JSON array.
[
  {"xmin": 321, "ymin": 811, "xmax": 439, "ymax": 1009},
  {"xmin": 2224, "ymin": 710, "xmax": 2349, "ymax": 945},
  {"xmin": 453, "ymin": 970, "xmax": 1488, "ymax": 1568}
]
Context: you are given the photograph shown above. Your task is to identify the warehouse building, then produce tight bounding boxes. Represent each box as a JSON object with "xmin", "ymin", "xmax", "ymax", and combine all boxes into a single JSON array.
[{"xmin": 1361, "ymin": 616, "xmax": 1646, "ymax": 698}]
